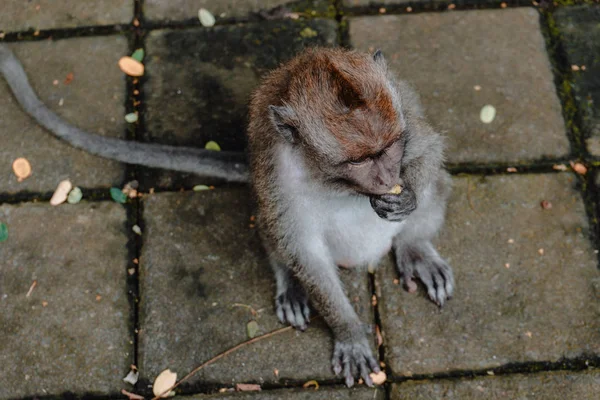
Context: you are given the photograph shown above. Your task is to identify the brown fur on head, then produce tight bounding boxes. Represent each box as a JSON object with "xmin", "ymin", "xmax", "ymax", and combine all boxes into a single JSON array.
[{"xmin": 248, "ymin": 47, "xmax": 405, "ymax": 195}]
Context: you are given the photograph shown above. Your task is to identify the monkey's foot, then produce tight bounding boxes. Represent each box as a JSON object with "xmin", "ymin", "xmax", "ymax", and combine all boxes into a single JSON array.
[
  {"xmin": 275, "ymin": 282, "xmax": 310, "ymax": 331},
  {"xmin": 396, "ymin": 244, "xmax": 454, "ymax": 306},
  {"xmin": 332, "ymin": 337, "xmax": 380, "ymax": 387}
]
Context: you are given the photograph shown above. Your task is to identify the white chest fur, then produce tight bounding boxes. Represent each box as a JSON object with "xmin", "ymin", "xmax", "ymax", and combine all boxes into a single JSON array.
[{"xmin": 275, "ymin": 145, "xmax": 402, "ymax": 267}]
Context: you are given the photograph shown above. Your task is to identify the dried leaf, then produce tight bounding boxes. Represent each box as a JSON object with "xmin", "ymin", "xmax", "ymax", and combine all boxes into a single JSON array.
[
  {"xmin": 369, "ymin": 371, "xmax": 387, "ymax": 385},
  {"xmin": 110, "ymin": 187, "xmax": 128, "ymax": 204},
  {"xmin": 123, "ymin": 369, "xmax": 140, "ymax": 385},
  {"xmin": 205, "ymin": 141, "xmax": 221, "ymax": 151},
  {"xmin": 50, "ymin": 180, "xmax": 73, "ymax": 206},
  {"xmin": 118, "ymin": 56, "xmax": 144, "ymax": 77},
  {"xmin": 479, "ymin": 104, "xmax": 496, "ymax": 124},
  {"xmin": 12, "ymin": 157, "xmax": 32, "ymax": 181},
  {"xmin": 246, "ymin": 320, "xmax": 259, "ymax": 338},
  {"xmin": 198, "ymin": 8, "xmax": 216, "ymax": 27},
  {"xmin": 131, "ymin": 48, "xmax": 145, "ymax": 62},
  {"xmin": 570, "ymin": 161, "xmax": 587, "ymax": 175},
  {"xmin": 153, "ymin": 369, "xmax": 177, "ymax": 398},
  {"xmin": 302, "ymin": 380, "xmax": 319, "ymax": 389},
  {"xmin": 125, "ymin": 113, "xmax": 139, "ymax": 123},
  {"xmin": 67, "ymin": 187, "xmax": 83, "ymax": 204},
  {"xmin": 0, "ymin": 222, "xmax": 8, "ymax": 243},
  {"xmin": 235, "ymin": 383, "xmax": 261, "ymax": 392},
  {"xmin": 121, "ymin": 389, "xmax": 145, "ymax": 400},
  {"xmin": 64, "ymin": 72, "xmax": 74, "ymax": 85}
]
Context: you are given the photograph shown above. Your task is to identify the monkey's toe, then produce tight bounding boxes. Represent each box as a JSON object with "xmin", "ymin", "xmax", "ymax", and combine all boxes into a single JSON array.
[
  {"xmin": 415, "ymin": 260, "xmax": 454, "ymax": 307},
  {"xmin": 275, "ymin": 286, "xmax": 310, "ymax": 330}
]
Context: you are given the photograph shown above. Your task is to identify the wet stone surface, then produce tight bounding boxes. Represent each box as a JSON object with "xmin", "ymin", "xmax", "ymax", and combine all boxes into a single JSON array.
[
  {"xmin": 348, "ymin": 8, "xmax": 569, "ymax": 164},
  {"xmin": 376, "ymin": 173, "xmax": 600, "ymax": 376},
  {"xmin": 554, "ymin": 5, "xmax": 600, "ymax": 156},
  {"xmin": 0, "ymin": 37, "xmax": 128, "ymax": 194},
  {"xmin": 138, "ymin": 189, "xmax": 375, "ymax": 387},
  {"xmin": 144, "ymin": 0, "xmax": 335, "ymax": 23},
  {"xmin": 390, "ymin": 371, "xmax": 600, "ymax": 400},
  {"xmin": 139, "ymin": 19, "xmax": 337, "ymax": 190},
  {"xmin": 186, "ymin": 387, "xmax": 384, "ymax": 399},
  {"xmin": 0, "ymin": 201, "xmax": 131, "ymax": 399},
  {"xmin": 0, "ymin": 0, "xmax": 133, "ymax": 33}
]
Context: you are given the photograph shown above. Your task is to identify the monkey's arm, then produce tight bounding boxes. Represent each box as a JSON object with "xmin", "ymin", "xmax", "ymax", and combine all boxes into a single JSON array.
[
  {"xmin": 292, "ymin": 241, "xmax": 380, "ymax": 387},
  {"xmin": 0, "ymin": 44, "xmax": 248, "ymax": 182}
]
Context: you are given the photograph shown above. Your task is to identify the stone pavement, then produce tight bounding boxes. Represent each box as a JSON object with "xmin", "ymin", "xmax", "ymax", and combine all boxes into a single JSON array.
[{"xmin": 1, "ymin": 1, "xmax": 599, "ymax": 400}]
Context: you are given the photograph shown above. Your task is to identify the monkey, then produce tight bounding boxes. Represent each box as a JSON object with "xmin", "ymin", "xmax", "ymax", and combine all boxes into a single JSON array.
[
  {"xmin": 0, "ymin": 43, "xmax": 454, "ymax": 387},
  {"xmin": 247, "ymin": 47, "xmax": 454, "ymax": 387}
]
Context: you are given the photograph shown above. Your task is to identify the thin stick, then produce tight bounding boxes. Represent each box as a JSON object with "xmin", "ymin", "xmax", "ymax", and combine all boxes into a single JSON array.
[
  {"xmin": 26, "ymin": 280, "xmax": 37, "ymax": 297},
  {"xmin": 151, "ymin": 322, "xmax": 302, "ymax": 400}
]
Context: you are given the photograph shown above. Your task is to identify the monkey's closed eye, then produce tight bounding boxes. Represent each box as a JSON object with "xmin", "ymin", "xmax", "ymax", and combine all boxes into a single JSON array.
[{"xmin": 348, "ymin": 158, "xmax": 371, "ymax": 166}]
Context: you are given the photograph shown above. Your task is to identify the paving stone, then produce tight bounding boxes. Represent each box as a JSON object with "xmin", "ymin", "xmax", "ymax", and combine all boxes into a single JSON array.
[
  {"xmin": 349, "ymin": 9, "xmax": 569, "ymax": 164},
  {"xmin": 138, "ymin": 189, "xmax": 375, "ymax": 387},
  {"xmin": 554, "ymin": 6, "xmax": 600, "ymax": 156},
  {"xmin": 390, "ymin": 370, "xmax": 600, "ymax": 400},
  {"xmin": 0, "ymin": 37, "xmax": 128, "ymax": 195},
  {"xmin": 0, "ymin": 201, "xmax": 132, "ymax": 398},
  {"xmin": 185, "ymin": 386, "xmax": 384, "ymax": 399},
  {"xmin": 144, "ymin": 0, "xmax": 335, "ymax": 23},
  {"xmin": 0, "ymin": 0, "xmax": 133, "ymax": 33},
  {"xmin": 139, "ymin": 19, "xmax": 337, "ymax": 190},
  {"xmin": 376, "ymin": 173, "xmax": 600, "ymax": 376}
]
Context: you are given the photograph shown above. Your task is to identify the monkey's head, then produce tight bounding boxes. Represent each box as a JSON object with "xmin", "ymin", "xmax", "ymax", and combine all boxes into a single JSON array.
[{"xmin": 267, "ymin": 48, "xmax": 405, "ymax": 196}]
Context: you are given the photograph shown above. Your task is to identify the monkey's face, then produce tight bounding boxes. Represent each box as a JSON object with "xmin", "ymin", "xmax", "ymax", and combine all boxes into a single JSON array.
[{"xmin": 334, "ymin": 137, "xmax": 404, "ymax": 196}]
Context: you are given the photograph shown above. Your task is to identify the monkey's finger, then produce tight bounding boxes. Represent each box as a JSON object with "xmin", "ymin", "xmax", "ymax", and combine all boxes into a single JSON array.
[
  {"xmin": 432, "ymin": 271, "xmax": 446, "ymax": 307},
  {"xmin": 276, "ymin": 303, "xmax": 286, "ymax": 325},
  {"xmin": 332, "ymin": 347, "xmax": 343, "ymax": 375},
  {"xmin": 291, "ymin": 300, "xmax": 307, "ymax": 330},
  {"xmin": 416, "ymin": 265, "xmax": 437, "ymax": 304},
  {"xmin": 367, "ymin": 353, "xmax": 381, "ymax": 373},
  {"xmin": 344, "ymin": 361, "xmax": 354, "ymax": 387},
  {"xmin": 359, "ymin": 361, "xmax": 373, "ymax": 387},
  {"xmin": 302, "ymin": 303, "xmax": 311, "ymax": 321}
]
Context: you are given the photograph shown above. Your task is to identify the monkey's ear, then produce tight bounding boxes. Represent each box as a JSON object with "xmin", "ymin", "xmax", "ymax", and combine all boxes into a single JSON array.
[
  {"xmin": 373, "ymin": 49, "xmax": 387, "ymax": 68},
  {"xmin": 268, "ymin": 105, "xmax": 299, "ymax": 143}
]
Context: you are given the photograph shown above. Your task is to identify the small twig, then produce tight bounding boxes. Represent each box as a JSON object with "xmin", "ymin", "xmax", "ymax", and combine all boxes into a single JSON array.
[
  {"xmin": 26, "ymin": 280, "xmax": 37, "ymax": 297},
  {"xmin": 466, "ymin": 176, "xmax": 482, "ymax": 217},
  {"xmin": 151, "ymin": 320, "xmax": 318, "ymax": 400}
]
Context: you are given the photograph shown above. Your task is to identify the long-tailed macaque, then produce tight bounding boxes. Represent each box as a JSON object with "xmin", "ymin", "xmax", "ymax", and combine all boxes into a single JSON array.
[{"xmin": 0, "ymin": 44, "xmax": 453, "ymax": 387}]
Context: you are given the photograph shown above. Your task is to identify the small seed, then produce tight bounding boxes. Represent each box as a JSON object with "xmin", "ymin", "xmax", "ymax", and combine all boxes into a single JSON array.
[
  {"xmin": 50, "ymin": 180, "xmax": 73, "ymax": 206},
  {"xmin": 118, "ymin": 56, "xmax": 144, "ymax": 77},
  {"xmin": 12, "ymin": 158, "xmax": 32, "ymax": 181}
]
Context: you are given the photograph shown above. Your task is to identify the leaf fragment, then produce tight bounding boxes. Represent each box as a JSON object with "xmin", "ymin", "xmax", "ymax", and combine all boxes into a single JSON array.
[
  {"xmin": 110, "ymin": 187, "xmax": 128, "ymax": 204},
  {"xmin": 131, "ymin": 48, "xmax": 145, "ymax": 62},
  {"xmin": 50, "ymin": 180, "xmax": 73, "ymax": 206},
  {"xmin": 125, "ymin": 112, "xmax": 139, "ymax": 123},
  {"xmin": 153, "ymin": 369, "xmax": 177, "ymax": 398},
  {"xmin": 246, "ymin": 320, "xmax": 259, "ymax": 338},
  {"xmin": 198, "ymin": 8, "xmax": 216, "ymax": 27},
  {"xmin": 12, "ymin": 157, "xmax": 32, "ymax": 181},
  {"xmin": 0, "ymin": 222, "xmax": 8, "ymax": 242},
  {"xmin": 479, "ymin": 104, "xmax": 496, "ymax": 124},
  {"xmin": 67, "ymin": 187, "xmax": 83, "ymax": 204},
  {"xmin": 204, "ymin": 141, "xmax": 221, "ymax": 151},
  {"xmin": 193, "ymin": 185, "xmax": 210, "ymax": 191}
]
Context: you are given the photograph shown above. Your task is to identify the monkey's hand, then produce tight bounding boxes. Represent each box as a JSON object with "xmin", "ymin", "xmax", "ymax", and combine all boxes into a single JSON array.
[
  {"xmin": 369, "ymin": 186, "xmax": 417, "ymax": 221},
  {"xmin": 332, "ymin": 328, "xmax": 380, "ymax": 387}
]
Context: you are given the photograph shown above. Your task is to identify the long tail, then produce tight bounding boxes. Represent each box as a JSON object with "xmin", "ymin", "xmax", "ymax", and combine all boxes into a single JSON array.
[{"xmin": 0, "ymin": 44, "xmax": 249, "ymax": 183}]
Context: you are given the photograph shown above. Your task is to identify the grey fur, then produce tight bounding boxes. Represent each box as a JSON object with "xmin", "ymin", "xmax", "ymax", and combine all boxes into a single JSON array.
[{"xmin": 0, "ymin": 43, "xmax": 249, "ymax": 182}]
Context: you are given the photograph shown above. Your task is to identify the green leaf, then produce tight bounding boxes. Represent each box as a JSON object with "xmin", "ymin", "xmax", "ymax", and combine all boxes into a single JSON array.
[
  {"xmin": 131, "ymin": 48, "xmax": 145, "ymax": 62},
  {"xmin": 67, "ymin": 187, "xmax": 83, "ymax": 204},
  {"xmin": 193, "ymin": 185, "xmax": 210, "ymax": 191},
  {"xmin": 246, "ymin": 320, "xmax": 259, "ymax": 338},
  {"xmin": 204, "ymin": 141, "xmax": 221, "ymax": 151},
  {"xmin": 0, "ymin": 222, "xmax": 7, "ymax": 242},
  {"xmin": 110, "ymin": 187, "xmax": 128, "ymax": 204}
]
